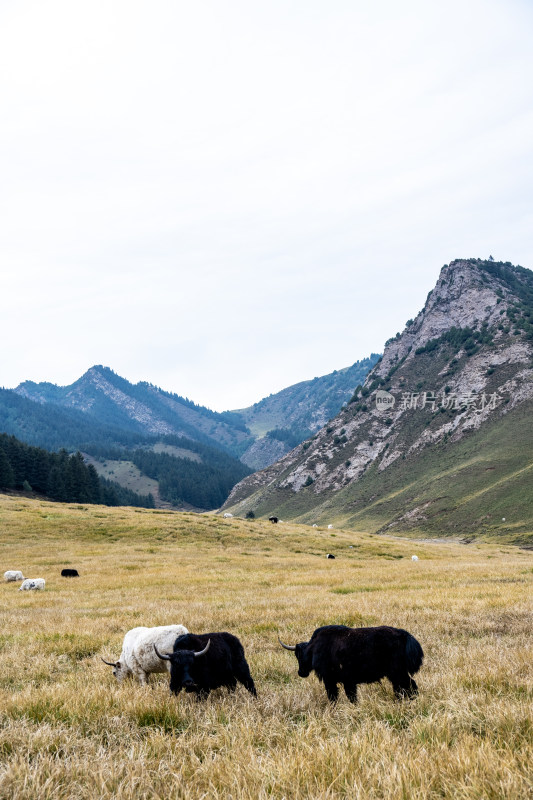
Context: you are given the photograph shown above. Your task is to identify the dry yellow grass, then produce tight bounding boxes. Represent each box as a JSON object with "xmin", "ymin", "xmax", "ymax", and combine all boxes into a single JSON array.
[{"xmin": 0, "ymin": 493, "xmax": 532, "ymax": 799}]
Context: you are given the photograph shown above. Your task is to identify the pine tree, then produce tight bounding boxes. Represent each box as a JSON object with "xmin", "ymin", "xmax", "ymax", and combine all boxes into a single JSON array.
[
  {"xmin": 68, "ymin": 452, "xmax": 90, "ymax": 502},
  {"xmin": 86, "ymin": 464, "xmax": 102, "ymax": 504},
  {"xmin": 47, "ymin": 465, "xmax": 67, "ymax": 502},
  {"xmin": 0, "ymin": 448, "xmax": 15, "ymax": 489}
]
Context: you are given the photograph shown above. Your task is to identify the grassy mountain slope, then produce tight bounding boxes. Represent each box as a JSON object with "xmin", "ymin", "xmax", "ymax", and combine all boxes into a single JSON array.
[
  {"xmin": 82, "ymin": 455, "xmax": 163, "ymax": 505},
  {"xmin": 227, "ymin": 399, "xmax": 533, "ymax": 545},
  {"xmin": 224, "ymin": 259, "xmax": 533, "ymax": 543}
]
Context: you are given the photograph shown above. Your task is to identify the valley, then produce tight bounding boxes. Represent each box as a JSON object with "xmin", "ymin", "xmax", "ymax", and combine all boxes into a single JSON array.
[{"xmin": 1, "ymin": 258, "xmax": 531, "ymax": 538}]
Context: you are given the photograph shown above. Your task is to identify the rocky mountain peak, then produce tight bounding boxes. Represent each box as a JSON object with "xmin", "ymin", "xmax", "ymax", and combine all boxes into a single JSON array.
[
  {"xmin": 223, "ymin": 258, "xmax": 533, "ymax": 541},
  {"xmin": 375, "ymin": 259, "xmax": 517, "ymax": 380}
]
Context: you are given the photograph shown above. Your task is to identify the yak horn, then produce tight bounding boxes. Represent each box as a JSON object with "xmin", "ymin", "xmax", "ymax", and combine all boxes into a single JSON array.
[
  {"xmin": 153, "ymin": 644, "xmax": 172, "ymax": 661},
  {"xmin": 278, "ymin": 636, "xmax": 296, "ymax": 651},
  {"xmin": 101, "ymin": 657, "xmax": 117, "ymax": 666},
  {"xmin": 193, "ymin": 639, "xmax": 211, "ymax": 658}
]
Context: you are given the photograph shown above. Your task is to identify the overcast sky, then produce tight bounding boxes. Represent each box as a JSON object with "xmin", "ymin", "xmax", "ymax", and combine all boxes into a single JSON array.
[{"xmin": 1, "ymin": 1, "xmax": 532, "ymax": 411}]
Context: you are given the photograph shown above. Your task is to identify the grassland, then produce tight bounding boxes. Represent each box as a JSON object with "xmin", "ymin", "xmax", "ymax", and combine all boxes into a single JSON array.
[
  {"xmin": 0, "ymin": 494, "xmax": 532, "ymax": 799},
  {"xmin": 83, "ymin": 456, "xmax": 161, "ymax": 501}
]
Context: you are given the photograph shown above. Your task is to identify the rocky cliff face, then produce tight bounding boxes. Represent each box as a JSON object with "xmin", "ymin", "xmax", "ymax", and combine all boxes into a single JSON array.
[
  {"xmin": 223, "ymin": 259, "xmax": 533, "ymax": 542},
  {"xmin": 239, "ymin": 436, "xmax": 291, "ymax": 471},
  {"xmin": 69, "ymin": 367, "xmax": 176, "ymax": 435}
]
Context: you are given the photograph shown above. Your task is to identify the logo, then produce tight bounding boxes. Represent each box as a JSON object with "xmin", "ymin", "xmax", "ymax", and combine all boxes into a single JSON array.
[{"xmin": 375, "ymin": 390, "xmax": 395, "ymax": 412}]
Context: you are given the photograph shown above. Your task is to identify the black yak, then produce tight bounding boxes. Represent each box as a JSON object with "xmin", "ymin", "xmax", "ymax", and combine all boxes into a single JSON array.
[
  {"xmin": 61, "ymin": 568, "xmax": 79, "ymax": 577},
  {"xmin": 269, "ymin": 516, "xmax": 278, "ymax": 524},
  {"xmin": 154, "ymin": 632, "xmax": 257, "ymax": 698},
  {"xmin": 279, "ymin": 624, "xmax": 423, "ymax": 703}
]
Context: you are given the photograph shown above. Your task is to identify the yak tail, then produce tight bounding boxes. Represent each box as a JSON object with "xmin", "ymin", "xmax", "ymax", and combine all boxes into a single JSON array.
[{"xmin": 404, "ymin": 633, "xmax": 424, "ymax": 676}]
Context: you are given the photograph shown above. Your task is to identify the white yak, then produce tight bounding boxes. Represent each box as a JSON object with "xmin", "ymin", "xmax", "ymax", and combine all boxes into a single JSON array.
[
  {"xmin": 101, "ymin": 625, "xmax": 189, "ymax": 685},
  {"xmin": 19, "ymin": 578, "xmax": 45, "ymax": 590},
  {"xmin": 4, "ymin": 570, "xmax": 24, "ymax": 582}
]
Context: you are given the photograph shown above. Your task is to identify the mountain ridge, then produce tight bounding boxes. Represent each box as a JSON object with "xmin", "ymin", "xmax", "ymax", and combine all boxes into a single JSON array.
[
  {"xmin": 13, "ymin": 357, "xmax": 379, "ymax": 469},
  {"xmin": 4, "ymin": 355, "xmax": 379, "ymax": 508},
  {"xmin": 16, "ymin": 365, "xmax": 251, "ymax": 454}
]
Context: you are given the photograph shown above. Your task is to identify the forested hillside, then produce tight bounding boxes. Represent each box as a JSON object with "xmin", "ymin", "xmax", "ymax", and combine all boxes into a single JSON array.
[
  {"xmin": 0, "ymin": 388, "xmax": 143, "ymax": 453},
  {"xmin": 133, "ymin": 444, "xmax": 250, "ymax": 510},
  {"xmin": 2, "ymin": 356, "xmax": 378, "ymax": 508},
  {"xmin": 0, "ymin": 389, "xmax": 252, "ymax": 510},
  {"xmin": 0, "ymin": 433, "xmax": 154, "ymax": 507}
]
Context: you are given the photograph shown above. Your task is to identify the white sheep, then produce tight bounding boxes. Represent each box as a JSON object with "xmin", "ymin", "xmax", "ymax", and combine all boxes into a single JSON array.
[
  {"xmin": 411, "ymin": 555, "xmax": 419, "ymax": 562},
  {"xmin": 4, "ymin": 570, "xmax": 24, "ymax": 582},
  {"xmin": 19, "ymin": 578, "xmax": 45, "ymax": 591}
]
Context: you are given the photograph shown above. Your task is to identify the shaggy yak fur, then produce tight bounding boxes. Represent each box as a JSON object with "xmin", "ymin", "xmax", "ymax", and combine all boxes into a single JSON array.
[
  {"xmin": 155, "ymin": 632, "xmax": 257, "ymax": 699},
  {"xmin": 280, "ymin": 624, "xmax": 424, "ymax": 703}
]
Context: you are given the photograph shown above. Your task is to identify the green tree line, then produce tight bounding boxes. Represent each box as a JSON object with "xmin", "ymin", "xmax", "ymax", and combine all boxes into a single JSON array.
[{"xmin": 0, "ymin": 433, "xmax": 154, "ymax": 508}]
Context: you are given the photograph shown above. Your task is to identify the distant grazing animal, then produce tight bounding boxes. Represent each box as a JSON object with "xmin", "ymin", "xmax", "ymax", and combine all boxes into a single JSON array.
[
  {"xmin": 19, "ymin": 578, "xmax": 45, "ymax": 591},
  {"xmin": 4, "ymin": 570, "xmax": 24, "ymax": 582},
  {"xmin": 269, "ymin": 516, "xmax": 278, "ymax": 524},
  {"xmin": 101, "ymin": 625, "xmax": 188, "ymax": 685},
  {"xmin": 326, "ymin": 554, "xmax": 335, "ymax": 559},
  {"xmin": 223, "ymin": 513, "xmax": 233, "ymax": 518},
  {"xmin": 279, "ymin": 624, "xmax": 423, "ymax": 704},
  {"xmin": 411, "ymin": 555, "xmax": 419, "ymax": 562},
  {"xmin": 154, "ymin": 631, "xmax": 257, "ymax": 698},
  {"xmin": 327, "ymin": 524, "xmax": 334, "ymax": 529},
  {"xmin": 61, "ymin": 568, "xmax": 79, "ymax": 577}
]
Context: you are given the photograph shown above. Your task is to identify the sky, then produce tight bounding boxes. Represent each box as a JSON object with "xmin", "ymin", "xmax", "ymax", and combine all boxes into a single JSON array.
[{"xmin": 1, "ymin": 0, "xmax": 532, "ymax": 411}]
